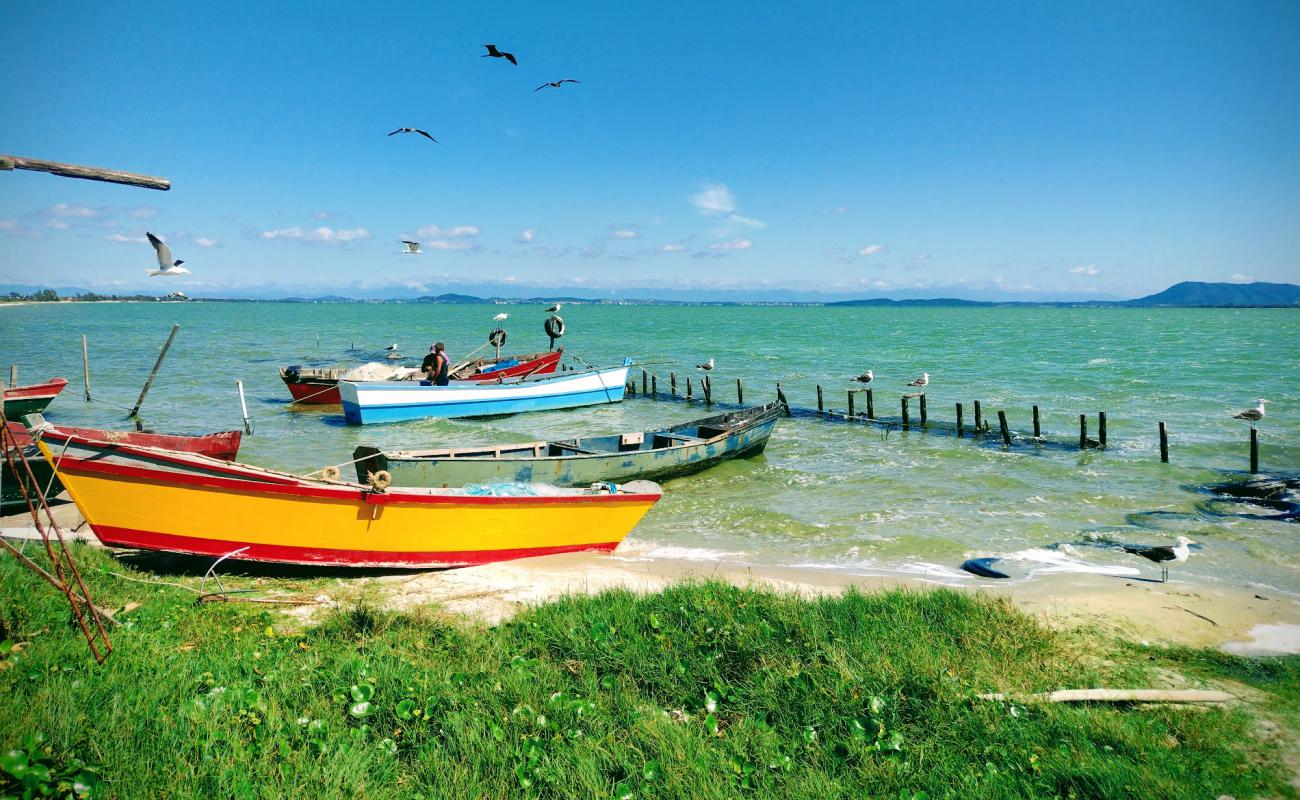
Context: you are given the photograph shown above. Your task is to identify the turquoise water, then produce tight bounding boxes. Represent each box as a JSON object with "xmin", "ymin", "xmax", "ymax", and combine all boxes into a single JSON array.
[{"xmin": 3, "ymin": 302, "xmax": 1298, "ymax": 593}]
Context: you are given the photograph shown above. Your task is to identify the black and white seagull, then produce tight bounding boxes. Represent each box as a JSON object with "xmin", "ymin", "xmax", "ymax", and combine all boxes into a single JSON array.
[
  {"xmin": 387, "ymin": 127, "xmax": 437, "ymax": 143},
  {"xmin": 545, "ymin": 303, "xmax": 563, "ymax": 313},
  {"xmin": 696, "ymin": 358, "xmax": 715, "ymax": 372},
  {"xmin": 1122, "ymin": 536, "xmax": 1195, "ymax": 583},
  {"xmin": 534, "ymin": 79, "xmax": 580, "ymax": 92},
  {"xmin": 146, "ymin": 232, "xmax": 190, "ymax": 277},
  {"xmin": 401, "ymin": 240, "xmax": 422, "ymax": 255},
  {"xmin": 1232, "ymin": 399, "xmax": 1269, "ymax": 428},
  {"xmin": 482, "ymin": 44, "xmax": 517, "ymax": 65},
  {"xmin": 385, "ymin": 343, "xmax": 399, "ymax": 352},
  {"xmin": 906, "ymin": 372, "xmax": 929, "ymax": 388},
  {"xmin": 853, "ymin": 370, "xmax": 874, "ymax": 385}
]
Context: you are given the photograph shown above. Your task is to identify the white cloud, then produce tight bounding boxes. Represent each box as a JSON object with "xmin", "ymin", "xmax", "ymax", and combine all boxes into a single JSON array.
[
  {"xmin": 657, "ymin": 243, "xmax": 687, "ymax": 253},
  {"xmin": 611, "ymin": 229, "xmax": 638, "ymax": 239},
  {"xmin": 106, "ymin": 232, "xmax": 148, "ymax": 243},
  {"xmin": 1227, "ymin": 272, "xmax": 1254, "ymax": 283},
  {"xmin": 311, "ymin": 211, "xmax": 333, "ymax": 220},
  {"xmin": 1067, "ymin": 264, "xmax": 1100, "ymax": 276},
  {"xmin": 858, "ymin": 244, "xmax": 885, "ymax": 257},
  {"xmin": 49, "ymin": 203, "xmax": 100, "ymax": 218},
  {"xmin": 690, "ymin": 183, "xmax": 735, "ymax": 215},
  {"xmin": 260, "ymin": 226, "xmax": 372, "ymax": 244},
  {"xmin": 423, "ymin": 239, "xmax": 475, "ymax": 251},
  {"xmin": 0, "ymin": 220, "xmax": 16, "ymax": 232},
  {"xmin": 834, "ymin": 206, "xmax": 848, "ymax": 215},
  {"xmin": 727, "ymin": 214, "xmax": 766, "ymax": 229},
  {"xmin": 416, "ymin": 224, "xmax": 480, "ymax": 239},
  {"xmin": 45, "ymin": 219, "xmax": 71, "ymax": 230},
  {"xmin": 130, "ymin": 206, "xmax": 160, "ymax": 219},
  {"xmin": 194, "ymin": 237, "xmax": 220, "ymax": 248},
  {"xmin": 709, "ymin": 239, "xmax": 753, "ymax": 251},
  {"xmin": 515, "ymin": 228, "xmax": 536, "ymax": 243}
]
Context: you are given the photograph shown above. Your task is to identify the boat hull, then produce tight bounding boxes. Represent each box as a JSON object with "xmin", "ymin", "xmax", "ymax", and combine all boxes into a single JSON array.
[
  {"xmin": 363, "ymin": 404, "xmax": 781, "ymax": 488},
  {"xmin": 339, "ymin": 364, "xmax": 630, "ymax": 425},
  {"xmin": 2, "ymin": 378, "xmax": 68, "ymax": 417},
  {"xmin": 280, "ymin": 351, "xmax": 563, "ymax": 405},
  {"xmin": 35, "ymin": 429, "xmax": 659, "ymax": 569}
]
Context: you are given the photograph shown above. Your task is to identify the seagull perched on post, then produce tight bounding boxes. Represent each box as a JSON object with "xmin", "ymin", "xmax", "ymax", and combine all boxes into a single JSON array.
[
  {"xmin": 853, "ymin": 370, "xmax": 874, "ymax": 386},
  {"xmin": 545, "ymin": 303, "xmax": 563, "ymax": 313},
  {"xmin": 1232, "ymin": 399, "xmax": 1269, "ymax": 428},
  {"xmin": 481, "ymin": 44, "xmax": 517, "ymax": 65},
  {"xmin": 534, "ymin": 79, "xmax": 580, "ymax": 93},
  {"xmin": 493, "ymin": 313, "xmax": 509, "ymax": 322},
  {"xmin": 907, "ymin": 372, "xmax": 929, "ymax": 388},
  {"xmin": 696, "ymin": 358, "xmax": 715, "ymax": 372},
  {"xmin": 387, "ymin": 127, "xmax": 437, "ymax": 142},
  {"xmin": 401, "ymin": 240, "xmax": 422, "ymax": 255},
  {"xmin": 1123, "ymin": 536, "xmax": 1195, "ymax": 583},
  {"xmin": 146, "ymin": 232, "xmax": 190, "ymax": 277}
]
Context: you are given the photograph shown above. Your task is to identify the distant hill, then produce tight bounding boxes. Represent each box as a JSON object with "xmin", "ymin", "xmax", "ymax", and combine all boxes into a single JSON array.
[
  {"xmin": 1123, "ymin": 281, "xmax": 1300, "ymax": 307},
  {"xmin": 826, "ymin": 297, "xmax": 1006, "ymax": 308},
  {"xmin": 414, "ymin": 293, "xmax": 490, "ymax": 304}
]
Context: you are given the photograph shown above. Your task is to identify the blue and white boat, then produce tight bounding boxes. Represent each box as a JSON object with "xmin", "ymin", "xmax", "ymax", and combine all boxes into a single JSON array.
[{"xmin": 338, "ymin": 360, "xmax": 632, "ymax": 425}]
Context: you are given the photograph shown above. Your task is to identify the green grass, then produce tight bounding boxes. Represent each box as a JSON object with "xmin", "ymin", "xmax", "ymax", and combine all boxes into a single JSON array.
[{"xmin": 1, "ymin": 544, "xmax": 1296, "ymax": 799}]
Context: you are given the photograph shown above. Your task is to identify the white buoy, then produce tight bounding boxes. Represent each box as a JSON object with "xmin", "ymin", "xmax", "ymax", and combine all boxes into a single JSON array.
[{"xmin": 237, "ymin": 380, "xmax": 252, "ymax": 434}]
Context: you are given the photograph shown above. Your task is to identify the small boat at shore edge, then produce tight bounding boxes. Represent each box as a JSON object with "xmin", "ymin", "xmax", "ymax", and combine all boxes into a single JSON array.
[
  {"xmin": 280, "ymin": 350, "xmax": 563, "ymax": 405},
  {"xmin": 2, "ymin": 378, "xmax": 68, "ymax": 417}
]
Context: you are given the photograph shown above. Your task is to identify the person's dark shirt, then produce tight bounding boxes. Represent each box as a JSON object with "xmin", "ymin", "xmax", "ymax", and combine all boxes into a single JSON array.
[{"xmin": 421, "ymin": 351, "xmax": 437, "ymax": 376}]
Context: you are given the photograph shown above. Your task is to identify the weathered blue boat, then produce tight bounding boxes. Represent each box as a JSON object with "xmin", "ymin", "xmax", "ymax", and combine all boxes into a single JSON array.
[
  {"xmin": 337, "ymin": 360, "xmax": 631, "ymax": 424},
  {"xmin": 351, "ymin": 401, "xmax": 783, "ymax": 487}
]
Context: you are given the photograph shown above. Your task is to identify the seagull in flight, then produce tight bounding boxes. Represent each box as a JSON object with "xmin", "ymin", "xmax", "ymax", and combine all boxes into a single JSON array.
[
  {"xmin": 853, "ymin": 370, "xmax": 874, "ymax": 385},
  {"xmin": 545, "ymin": 303, "xmax": 563, "ymax": 313},
  {"xmin": 481, "ymin": 44, "xmax": 517, "ymax": 65},
  {"xmin": 493, "ymin": 313, "xmax": 509, "ymax": 322},
  {"xmin": 401, "ymin": 240, "xmax": 422, "ymax": 255},
  {"xmin": 534, "ymin": 79, "xmax": 580, "ymax": 93},
  {"xmin": 907, "ymin": 372, "xmax": 929, "ymax": 388},
  {"xmin": 146, "ymin": 232, "xmax": 190, "ymax": 277},
  {"xmin": 1123, "ymin": 536, "xmax": 1195, "ymax": 583},
  {"xmin": 1232, "ymin": 399, "xmax": 1269, "ymax": 428},
  {"xmin": 387, "ymin": 127, "xmax": 437, "ymax": 143},
  {"xmin": 696, "ymin": 358, "xmax": 715, "ymax": 372}
]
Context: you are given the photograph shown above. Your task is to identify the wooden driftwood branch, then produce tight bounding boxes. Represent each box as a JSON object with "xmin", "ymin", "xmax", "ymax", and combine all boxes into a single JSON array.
[
  {"xmin": 977, "ymin": 689, "xmax": 1234, "ymax": 704},
  {"xmin": 0, "ymin": 154, "xmax": 170, "ymax": 191}
]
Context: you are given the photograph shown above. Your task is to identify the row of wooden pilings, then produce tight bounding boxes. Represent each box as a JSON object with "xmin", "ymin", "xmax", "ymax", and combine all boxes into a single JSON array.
[{"xmin": 629, "ymin": 369, "xmax": 1264, "ymax": 473}]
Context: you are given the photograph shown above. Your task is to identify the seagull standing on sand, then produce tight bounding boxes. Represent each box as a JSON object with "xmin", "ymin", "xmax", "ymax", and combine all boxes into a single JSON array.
[
  {"xmin": 1232, "ymin": 399, "xmax": 1269, "ymax": 428},
  {"xmin": 545, "ymin": 303, "xmax": 563, "ymax": 313},
  {"xmin": 853, "ymin": 370, "xmax": 874, "ymax": 386},
  {"xmin": 146, "ymin": 232, "xmax": 190, "ymax": 277},
  {"xmin": 907, "ymin": 372, "xmax": 929, "ymax": 388},
  {"xmin": 493, "ymin": 313, "xmax": 509, "ymax": 322},
  {"xmin": 697, "ymin": 358, "xmax": 715, "ymax": 372},
  {"xmin": 481, "ymin": 44, "xmax": 517, "ymax": 65},
  {"xmin": 1123, "ymin": 536, "xmax": 1195, "ymax": 583},
  {"xmin": 387, "ymin": 127, "xmax": 437, "ymax": 142},
  {"xmin": 534, "ymin": 79, "xmax": 580, "ymax": 92},
  {"xmin": 402, "ymin": 240, "xmax": 422, "ymax": 255}
]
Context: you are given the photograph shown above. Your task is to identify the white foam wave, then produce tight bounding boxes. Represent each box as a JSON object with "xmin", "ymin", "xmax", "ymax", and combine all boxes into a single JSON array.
[
  {"xmin": 1003, "ymin": 547, "xmax": 1140, "ymax": 576},
  {"xmin": 610, "ymin": 539, "xmax": 741, "ymax": 563}
]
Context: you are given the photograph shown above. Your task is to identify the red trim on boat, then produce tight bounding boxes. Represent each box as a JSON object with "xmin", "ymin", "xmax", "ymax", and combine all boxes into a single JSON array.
[
  {"xmin": 6, "ymin": 422, "xmax": 240, "ymax": 459},
  {"xmin": 90, "ymin": 525, "xmax": 621, "ymax": 567},
  {"xmin": 2, "ymin": 378, "xmax": 69, "ymax": 400}
]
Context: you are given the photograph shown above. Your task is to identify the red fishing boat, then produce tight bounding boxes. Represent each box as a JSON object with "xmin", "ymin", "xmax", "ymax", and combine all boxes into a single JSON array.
[
  {"xmin": 2, "ymin": 378, "xmax": 69, "ymax": 417},
  {"xmin": 280, "ymin": 349, "xmax": 564, "ymax": 405}
]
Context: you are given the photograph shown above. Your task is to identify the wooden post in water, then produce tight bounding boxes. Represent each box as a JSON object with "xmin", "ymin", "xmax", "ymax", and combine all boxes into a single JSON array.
[
  {"xmin": 1098, "ymin": 412, "xmax": 1108, "ymax": 449},
  {"xmin": 919, "ymin": 393, "xmax": 927, "ymax": 427},
  {"xmin": 652, "ymin": 375, "xmax": 657, "ymax": 396},
  {"xmin": 816, "ymin": 385, "xmax": 824, "ymax": 413},
  {"xmin": 8, "ymin": 365, "xmax": 15, "ymax": 387},
  {"xmin": 129, "ymin": 324, "xmax": 180, "ymax": 419},
  {"xmin": 998, "ymin": 411, "xmax": 1011, "ymax": 447},
  {"xmin": 1032, "ymin": 405, "xmax": 1041, "ymax": 438},
  {"xmin": 776, "ymin": 383, "xmax": 791, "ymax": 416},
  {"xmin": 736, "ymin": 378, "xmax": 743, "ymax": 405},
  {"xmin": 671, "ymin": 372, "xmax": 677, "ymax": 398},
  {"xmin": 703, "ymin": 376, "xmax": 712, "ymax": 406},
  {"xmin": 901, "ymin": 396, "xmax": 910, "ymax": 429},
  {"xmin": 1250, "ymin": 428, "xmax": 1259, "ymax": 474},
  {"xmin": 956, "ymin": 402, "xmax": 964, "ymax": 437},
  {"xmin": 641, "ymin": 369, "xmax": 648, "ymax": 395},
  {"xmin": 81, "ymin": 335, "xmax": 91, "ymax": 401},
  {"xmin": 866, "ymin": 388, "xmax": 874, "ymax": 419},
  {"xmin": 237, "ymin": 380, "xmax": 252, "ymax": 434},
  {"xmin": 974, "ymin": 400, "xmax": 983, "ymax": 431},
  {"xmin": 1079, "ymin": 414, "xmax": 1087, "ymax": 450},
  {"xmin": 686, "ymin": 377, "xmax": 693, "ymax": 401},
  {"xmin": 847, "ymin": 391, "xmax": 855, "ymax": 418},
  {"xmin": 1158, "ymin": 421, "xmax": 1169, "ymax": 463}
]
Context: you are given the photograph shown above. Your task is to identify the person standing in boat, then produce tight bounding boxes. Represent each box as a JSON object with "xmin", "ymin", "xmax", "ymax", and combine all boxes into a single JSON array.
[{"xmin": 421, "ymin": 342, "xmax": 451, "ymax": 386}]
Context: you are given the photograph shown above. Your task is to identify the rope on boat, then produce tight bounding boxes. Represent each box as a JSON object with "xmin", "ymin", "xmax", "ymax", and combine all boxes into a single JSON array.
[{"xmin": 288, "ymin": 383, "xmax": 342, "ymax": 405}]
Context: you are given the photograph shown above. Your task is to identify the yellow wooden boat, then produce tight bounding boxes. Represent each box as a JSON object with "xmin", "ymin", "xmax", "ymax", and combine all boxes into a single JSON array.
[{"xmin": 33, "ymin": 423, "xmax": 662, "ymax": 568}]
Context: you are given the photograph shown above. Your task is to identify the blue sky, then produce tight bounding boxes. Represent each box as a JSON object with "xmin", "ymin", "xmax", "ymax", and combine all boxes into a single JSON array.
[{"xmin": 1, "ymin": 1, "xmax": 1297, "ymax": 300}]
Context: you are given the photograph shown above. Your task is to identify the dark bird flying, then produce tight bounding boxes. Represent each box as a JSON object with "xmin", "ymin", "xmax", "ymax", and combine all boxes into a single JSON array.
[
  {"xmin": 387, "ymin": 128, "xmax": 437, "ymax": 143},
  {"xmin": 534, "ymin": 79, "xmax": 580, "ymax": 92},
  {"xmin": 482, "ymin": 44, "xmax": 517, "ymax": 65}
]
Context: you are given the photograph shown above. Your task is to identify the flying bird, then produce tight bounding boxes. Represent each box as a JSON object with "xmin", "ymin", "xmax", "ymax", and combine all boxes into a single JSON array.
[
  {"xmin": 696, "ymin": 358, "xmax": 715, "ymax": 372},
  {"xmin": 1232, "ymin": 398, "xmax": 1269, "ymax": 428},
  {"xmin": 402, "ymin": 240, "xmax": 422, "ymax": 255},
  {"xmin": 493, "ymin": 313, "xmax": 509, "ymax": 322},
  {"xmin": 534, "ymin": 79, "xmax": 580, "ymax": 92},
  {"xmin": 1122, "ymin": 536, "xmax": 1195, "ymax": 583},
  {"xmin": 385, "ymin": 343, "xmax": 399, "ymax": 351},
  {"xmin": 387, "ymin": 127, "xmax": 437, "ymax": 142},
  {"xmin": 481, "ymin": 44, "xmax": 517, "ymax": 65},
  {"xmin": 853, "ymin": 370, "xmax": 874, "ymax": 385},
  {"xmin": 545, "ymin": 303, "xmax": 563, "ymax": 313},
  {"xmin": 907, "ymin": 372, "xmax": 930, "ymax": 388},
  {"xmin": 146, "ymin": 232, "xmax": 191, "ymax": 277}
]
